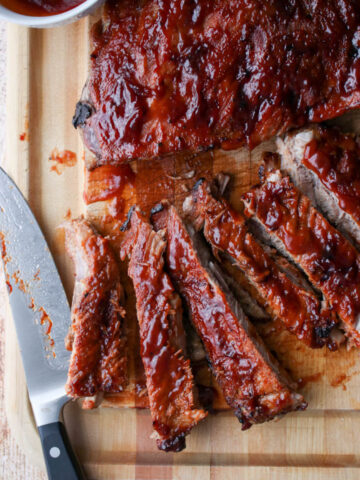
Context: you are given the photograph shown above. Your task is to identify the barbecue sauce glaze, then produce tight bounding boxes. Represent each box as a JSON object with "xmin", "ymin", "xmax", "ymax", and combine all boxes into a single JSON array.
[
  {"xmin": 78, "ymin": 0, "xmax": 360, "ymax": 164},
  {"xmin": 303, "ymin": 126, "xmax": 360, "ymax": 226},
  {"xmin": 243, "ymin": 172, "xmax": 360, "ymax": 346}
]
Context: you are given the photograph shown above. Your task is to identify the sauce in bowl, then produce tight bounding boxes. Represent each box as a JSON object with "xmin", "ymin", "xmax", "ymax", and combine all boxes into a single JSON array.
[{"xmin": 0, "ymin": 0, "xmax": 86, "ymax": 16}]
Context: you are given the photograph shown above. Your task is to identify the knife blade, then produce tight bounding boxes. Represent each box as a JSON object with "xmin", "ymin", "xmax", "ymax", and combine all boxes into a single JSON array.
[{"xmin": 0, "ymin": 167, "xmax": 84, "ymax": 480}]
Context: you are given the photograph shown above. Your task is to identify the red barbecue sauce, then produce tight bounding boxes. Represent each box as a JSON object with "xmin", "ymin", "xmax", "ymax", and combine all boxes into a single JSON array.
[
  {"xmin": 0, "ymin": 0, "xmax": 86, "ymax": 16},
  {"xmin": 80, "ymin": 0, "xmax": 360, "ymax": 164},
  {"xmin": 303, "ymin": 126, "xmax": 360, "ymax": 226}
]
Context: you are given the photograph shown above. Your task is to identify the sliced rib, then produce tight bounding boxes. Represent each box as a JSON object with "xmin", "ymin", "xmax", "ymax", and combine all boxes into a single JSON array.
[
  {"xmin": 243, "ymin": 169, "xmax": 360, "ymax": 348},
  {"xmin": 183, "ymin": 177, "xmax": 338, "ymax": 349},
  {"xmin": 74, "ymin": 0, "xmax": 360, "ymax": 166},
  {"xmin": 151, "ymin": 202, "xmax": 306, "ymax": 429},
  {"xmin": 120, "ymin": 208, "xmax": 206, "ymax": 452},
  {"xmin": 277, "ymin": 124, "xmax": 360, "ymax": 246},
  {"xmin": 64, "ymin": 217, "xmax": 127, "ymax": 409}
]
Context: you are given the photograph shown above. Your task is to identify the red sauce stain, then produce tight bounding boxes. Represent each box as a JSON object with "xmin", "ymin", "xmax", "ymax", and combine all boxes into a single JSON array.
[
  {"xmin": 84, "ymin": 164, "xmax": 135, "ymax": 204},
  {"xmin": 64, "ymin": 209, "xmax": 72, "ymax": 220},
  {"xmin": 0, "ymin": 231, "xmax": 12, "ymax": 293},
  {"xmin": 29, "ymin": 297, "xmax": 35, "ymax": 311},
  {"xmin": 19, "ymin": 132, "xmax": 27, "ymax": 141},
  {"xmin": 297, "ymin": 372, "xmax": 324, "ymax": 389},
  {"xmin": 331, "ymin": 373, "xmax": 351, "ymax": 391},
  {"xmin": 49, "ymin": 149, "xmax": 77, "ymax": 175},
  {"xmin": 12, "ymin": 271, "xmax": 27, "ymax": 293},
  {"xmin": 39, "ymin": 306, "xmax": 55, "ymax": 356},
  {"xmin": 33, "ymin": 269, "xmax": 40, "ymax": 281},
  {"xmin": 39, "ymin": 306, "xmax": 53, "ymax": 336},
  {"xmin": 0, "ymin": 231, "xmax": 8, "ymax": 260}
]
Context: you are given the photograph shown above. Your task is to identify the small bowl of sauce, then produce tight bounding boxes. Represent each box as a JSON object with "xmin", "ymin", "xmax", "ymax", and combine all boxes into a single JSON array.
[{"xmin": 0, "ymin": 0, "xmax": 104, "ymax": 27}]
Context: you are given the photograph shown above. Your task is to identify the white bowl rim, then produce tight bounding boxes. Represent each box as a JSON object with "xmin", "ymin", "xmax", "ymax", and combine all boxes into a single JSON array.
[{"xmin": 0, "ymin": 0, "xmax": 102, "ymax": 27}]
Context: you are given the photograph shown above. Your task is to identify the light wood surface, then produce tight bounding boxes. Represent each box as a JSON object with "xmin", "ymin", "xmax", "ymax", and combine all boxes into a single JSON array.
[{"xmin": 4, "ymin": 16, "xmax": 360, "ymax": 480}]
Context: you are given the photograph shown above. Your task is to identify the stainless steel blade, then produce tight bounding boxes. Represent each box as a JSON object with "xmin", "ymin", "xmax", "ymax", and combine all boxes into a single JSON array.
[{"xmin": 0, "ymin": 167, "xmax": 71, "ymax": 426}]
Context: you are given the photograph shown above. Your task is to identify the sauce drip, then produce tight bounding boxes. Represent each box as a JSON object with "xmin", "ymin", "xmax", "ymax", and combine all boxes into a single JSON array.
[
  {"xmin": 84, "ymin": 164, "xmax": 135, "ymax": 204},
  {"xmin": 0, "ymin": 0, "xmax": 86, "ymax": 16},
  {"xmin": 49, "ymin": 149, "xmax": 77, "ymax": 175}
]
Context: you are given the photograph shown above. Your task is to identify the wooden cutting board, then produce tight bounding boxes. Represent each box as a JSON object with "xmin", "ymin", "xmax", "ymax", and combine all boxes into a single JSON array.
[{"xmin": 4, "ymin": 15, "xmax": 360, "ymax": 480}]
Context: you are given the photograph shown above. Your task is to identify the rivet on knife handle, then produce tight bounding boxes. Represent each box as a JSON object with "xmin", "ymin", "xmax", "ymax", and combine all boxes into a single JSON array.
[{"xmin": 38, "ymin": 422, "xmax": 86, "ymax": 480}]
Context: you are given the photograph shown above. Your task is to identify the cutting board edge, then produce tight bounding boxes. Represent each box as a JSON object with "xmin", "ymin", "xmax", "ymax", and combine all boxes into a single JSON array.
[{"xmin": 4, "ymin": 17, "xmax": 360, "ymax": 480}]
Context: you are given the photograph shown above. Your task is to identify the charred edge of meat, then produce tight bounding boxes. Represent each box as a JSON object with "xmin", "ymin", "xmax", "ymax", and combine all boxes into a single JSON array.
[
  {"xmin": 120, "ymin": 205, "xmax": 136, "ymax": 232},
  {"xmin": 235, "ymin": 396, "xmax": 307, "ymax": 430},
  {"xmin": 315, "ymin": 324, "xmax": 334, "ymax": 339},
  {"xmin": 72, "ymin": 101, "xmax": 93, "ymax": 129},
  {"xmin": 193, "ymin": 177, "xmax": 206, "ymax": 191},
  {"xmin": 150, "ymin": 203, "xmax": 165, "ymax": 216},
  {"xmin": 158, "ymin": 432, "xmax": 186, "ymax": 452}
]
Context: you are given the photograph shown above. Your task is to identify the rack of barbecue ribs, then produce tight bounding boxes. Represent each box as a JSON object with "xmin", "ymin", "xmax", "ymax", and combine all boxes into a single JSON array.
[
  {"xmin": 120, "ymin": 208, "xmax": 207, "ymax": 452},
  {"xmin": 73, "ymin": 0, "xmax": 360, "ymax": 167},
  {"xmin": 64, "ymin": 218, "xmax": 127, "ymax": 409},
  {"xmin": 243, "ymin": 165, "xmax": 360, "ymax": 348},
  {"xmin": 151, "ymin": 201, "xmax": 306, "ymax": 430},
  {"xmin": 183, "ymin": 176, "xmax": 339, "ymax": 349},
  {"xmin": 277, "ymin": 124, "xmax": 360, "ymax": 247}
]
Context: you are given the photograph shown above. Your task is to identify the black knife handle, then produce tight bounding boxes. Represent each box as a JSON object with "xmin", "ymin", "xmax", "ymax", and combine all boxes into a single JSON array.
[{"xmin": 38, "ymin": 422, "xmax": 86, "ymax": 480}]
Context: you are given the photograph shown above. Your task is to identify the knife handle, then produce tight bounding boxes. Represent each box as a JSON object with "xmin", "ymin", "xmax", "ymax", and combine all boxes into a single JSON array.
[{"xmin": 38, "ymin": 422, "xmax": 86, "ymax": 480}]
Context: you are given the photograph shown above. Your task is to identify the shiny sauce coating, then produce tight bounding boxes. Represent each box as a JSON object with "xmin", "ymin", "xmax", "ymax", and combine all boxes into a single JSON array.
[
  {"xmin": 80, "ymin": 0, "xmax": 360, "ymax": 163},
  {"xmin": 64, "ymin": 219, "xmax": 127, "ymax": 399},
  {"xmin": 152, "ymin": 203, "xmax": 304, "ymax": 429},
  {"xmin": 303, "ymin": 126, "xmax": 360, "ymax": 226},
  {"xmin": 188, "ymin": 180, "xmax": 337, "ymax": 348},
  {"xmin": 243, "ymin": 171, "xmax": 360, "ymax": 347},
  {"xmin": 120, "ymin": 209, "xmax": 206, "ymax": 451}
]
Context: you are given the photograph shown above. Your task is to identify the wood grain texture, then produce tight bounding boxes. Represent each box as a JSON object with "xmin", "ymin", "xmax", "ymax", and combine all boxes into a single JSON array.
[{"xmin": 4, "ymin": 14, "xmax": 360, "ymax": 480}]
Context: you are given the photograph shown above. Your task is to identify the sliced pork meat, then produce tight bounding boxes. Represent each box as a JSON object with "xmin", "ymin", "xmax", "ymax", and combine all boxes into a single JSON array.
[
  {"xmin": 151, "ymin": 202, "xmax": 306, "ymax": 430},
  {"xmin": 120, "ymin": 208, "xmax": 206, "ymax": 452},
  {"xmin": 183, "ymin": 177, "xmax": 338, "ymax": 349},
  {"xmin": 277, "ymin": 125, "xmax": 360, "ymax": 247},
  {"xmin": 243, "ymin": 169, "xmax": 360, "ymax": 348},
  {"xmin": 74, "ymin": 0, "xmax": 360, "ymax": 167},
  {"xmin": 64, "ymin": 217, "xmax": 127, "ymax": 409}
]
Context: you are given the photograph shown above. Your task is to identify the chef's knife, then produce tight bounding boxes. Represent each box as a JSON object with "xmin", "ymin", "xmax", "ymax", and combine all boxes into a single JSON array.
[{"xmin": 0, "ymin": 167, "xmax": 85, "ymax": 480}]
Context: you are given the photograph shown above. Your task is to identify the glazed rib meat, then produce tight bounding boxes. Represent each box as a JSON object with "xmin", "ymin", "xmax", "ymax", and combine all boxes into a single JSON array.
[
  {"xmin": 120, "ymin": 208, "xmax": 206, "ymax": 452},
  {"xmin": 64, "ymin": 218, "xmax": 127, "ymax": 408},
  {"xmin": 243, "ymin": 169, "xmax": 360, "ymax": 348},
  {"xmin": 183, "ymin": 177, "xmax": 338, "ymax": 349},
  {"xmin": 74, "ymin": 0, "xmax": 360, "ymax": 166},
  {"xmin": 151, "ymin": 202, "xmax": 306, "ymax": 429},
  {"xmin": 277, "ymin": 125, "xmax": 360, "ymax": 246}
]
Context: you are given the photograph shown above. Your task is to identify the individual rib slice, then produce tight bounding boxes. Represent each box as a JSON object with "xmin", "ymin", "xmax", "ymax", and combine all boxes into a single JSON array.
[
  {"xmin": 151, "ymin": 202, "xmax": 306, "ymax": 429},
  {"xmin": 183, "ymin": 177, "xmax": 338, "ymax": 349},
  {"xmin": 64, "ymin": 217, "xmax": 127, "ymax": 408},
  {"xmin": 120, "ymin": 208, "xmax": 206, "ymax": 452},
  {"xmin": 243, "ymin": 169, "xmax": 360, "ymax": 348},
  {"xmin": 277, "ymin": 125, "xmax": 360, "ymax": 246},
  {"xmin": 74, "ymin": 0, "xmax": 360, "ymax": 167}
]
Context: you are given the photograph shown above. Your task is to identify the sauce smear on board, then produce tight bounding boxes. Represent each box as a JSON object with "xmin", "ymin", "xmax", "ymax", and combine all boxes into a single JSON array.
[{"xmin": 0, "ymin": 0, "xmax": 86, "ymax": 16}]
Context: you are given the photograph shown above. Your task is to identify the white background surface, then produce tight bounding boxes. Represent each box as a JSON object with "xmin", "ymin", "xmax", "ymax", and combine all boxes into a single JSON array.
[{"xmin": 0, "ymin": 21, "xmax": 46, "ymax": 480}]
